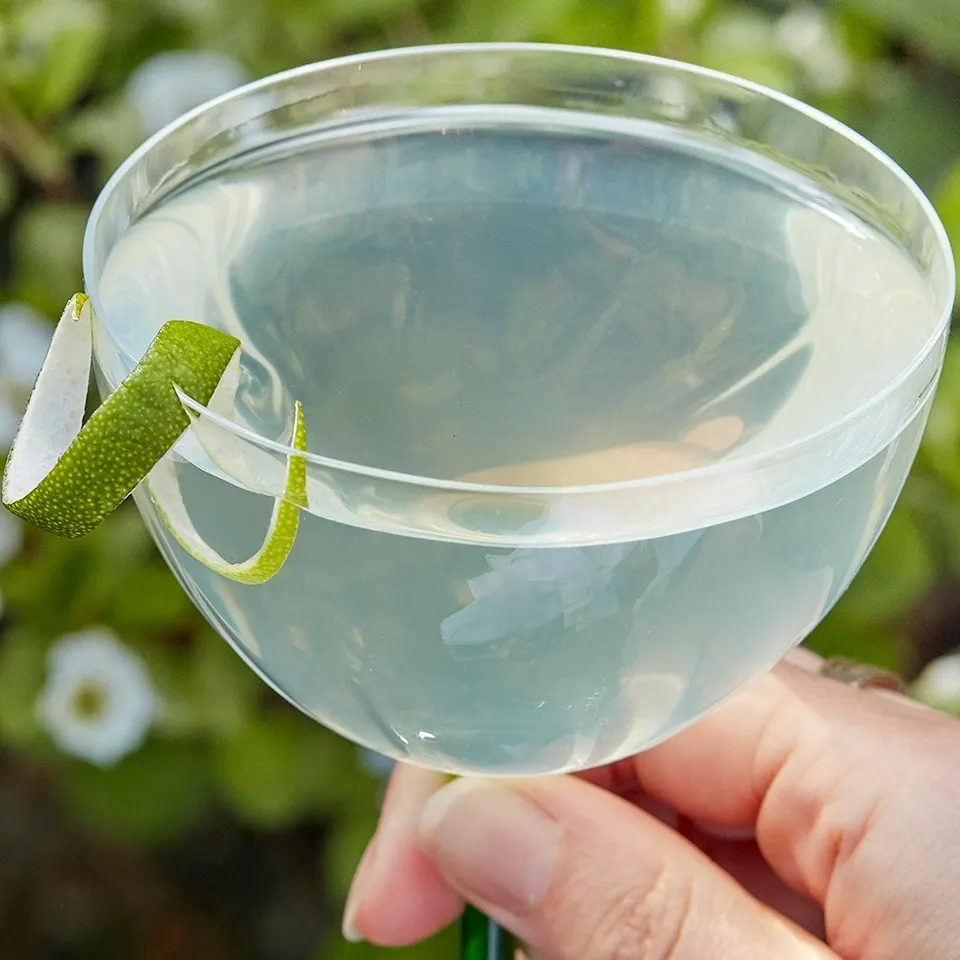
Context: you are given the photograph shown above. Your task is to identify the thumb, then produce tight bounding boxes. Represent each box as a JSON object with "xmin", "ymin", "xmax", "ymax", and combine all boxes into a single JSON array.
[{"xmin": 419, "ymin": 776, "xmax": 835, "ymax": 960}]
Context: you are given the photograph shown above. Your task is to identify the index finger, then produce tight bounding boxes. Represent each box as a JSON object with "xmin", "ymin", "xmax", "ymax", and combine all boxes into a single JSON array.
[{"xmin": 593, "ymin": 654, "xmax": 960, "ymax": 905}]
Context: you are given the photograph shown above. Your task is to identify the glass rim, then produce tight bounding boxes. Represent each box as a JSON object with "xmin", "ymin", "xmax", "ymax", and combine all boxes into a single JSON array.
[{"xmin": 83, "ymin": 41, "xmax": 956, "ymax": 499}]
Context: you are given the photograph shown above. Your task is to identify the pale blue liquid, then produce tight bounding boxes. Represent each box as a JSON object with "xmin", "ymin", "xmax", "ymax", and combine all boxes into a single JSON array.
[{"xmin": 99, "ymin": 115, "xmax": 939, "ymax": 774}]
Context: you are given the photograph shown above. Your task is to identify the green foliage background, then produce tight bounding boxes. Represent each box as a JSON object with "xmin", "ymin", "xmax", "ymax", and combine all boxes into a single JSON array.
[{"xmin": 0, "ymin": 0, "xmax": 959, "ymax": 957}]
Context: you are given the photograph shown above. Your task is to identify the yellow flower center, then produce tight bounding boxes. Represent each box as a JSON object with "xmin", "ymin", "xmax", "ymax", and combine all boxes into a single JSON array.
[{"xmin": 71, "ymin": 680, "xmax": 107, "ymax": 721}]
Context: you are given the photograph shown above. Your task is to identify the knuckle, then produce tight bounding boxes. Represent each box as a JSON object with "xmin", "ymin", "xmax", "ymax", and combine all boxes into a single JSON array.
[{"xmin": 567, "ymin": 867, "xmax": 692, "ymax": 960}]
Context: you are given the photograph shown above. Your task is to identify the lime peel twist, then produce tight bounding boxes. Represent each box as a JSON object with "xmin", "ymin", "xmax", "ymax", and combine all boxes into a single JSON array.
[{"xmin": 1, "ymin": 294, "xmax": 308, "ymax": 585}]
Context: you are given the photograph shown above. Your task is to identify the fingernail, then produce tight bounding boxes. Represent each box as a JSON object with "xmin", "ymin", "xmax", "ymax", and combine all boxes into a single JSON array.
[
  {"xmin": 784, "ymin": 646, "xmax": 823, "ymax": 672},
  {"xmin": 418, "ymin": 780, "xmax": 562, "ymax": 917},
  {"xmin": 342, "ymin": 835, "xmax": 379, "ymax": 943}
]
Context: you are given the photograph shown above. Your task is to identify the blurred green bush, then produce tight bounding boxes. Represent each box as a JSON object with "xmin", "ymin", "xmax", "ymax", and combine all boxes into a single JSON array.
[{"xmin": 0, "ymin": 0, "xmax": 958, "ymax": 957}]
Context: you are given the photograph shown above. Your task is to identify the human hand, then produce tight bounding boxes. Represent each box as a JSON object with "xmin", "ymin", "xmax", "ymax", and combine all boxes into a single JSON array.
[{"xmin": 341, "ymin": 649, "xmax": 960, "ymax": 959}]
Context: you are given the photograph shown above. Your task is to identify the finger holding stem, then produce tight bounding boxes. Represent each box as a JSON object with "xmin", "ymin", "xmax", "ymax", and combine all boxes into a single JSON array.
[{"xmin": 346, "ymin": 659, "xmax": 960, "ymax": 960}]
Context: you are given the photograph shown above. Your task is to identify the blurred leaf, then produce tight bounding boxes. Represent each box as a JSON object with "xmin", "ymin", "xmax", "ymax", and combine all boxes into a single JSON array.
[
  {"xmin": 836, "ymin": 5, "xmax": 889, "ymax": 61},
  {"xmin": 188, "ymin": 632, "xmax": 260, "ymax": 738},
  {"xmin": 805, "ymin": 615, "xmax": 904, "ymax": 670},
  {"xmin": 131, "ymin": 640, "xmax": 200, "ymax": 737},
  {"xmin": 847, "ymin": 66, "xmax": 960, "ymax": 193},
  {"xmin": 0, "ymin": 85, "xmax": 69, "ymax": 185},
  {"xmin": 835, "ymin": 507, "xmax": 937, "ymax": 623},
  {"xmin": 64, "ymin": 93, "xmax": 144, "ymax": 183},
  {"xmin": 538, "ymin": 1, "xmax": 642, "ymax": 50},
  {"xmin": 900, "ymin": 474, "xmax": 960, "ymax": 576},
  {"xmin": 112, "ymin": 565, "xmax": 195, "ymax": 631},
  {"xmin": 213, "ymin": 713, "xmax": 315, "ymax": 829},
  {"xmin": 323, "ymin": 812, "xmax": 378, "ymax": 901},
  {"xmin": 299, "ymin": 727, "xmax": 378, "ymax": 815},
  {"xmin": 487, "ymin": 0, "xmax": 583, "ymax": 43},
  {"xmin": 12, "ymin": 201, "xmax": 89, "ymax": 312},
  {"xmin": 0, "ymin": 155, "xmax": 17, "ymax": 216},
  {"xmin": 1, "ymin": 507, "xmax": 160, "ymax": 637},
  {"xmin": 0, "ymin": 534, "xmax": 99, "ymax": 635},
  {"xmin": 943, "ymin": 508, "xmax": 960, "ymax": 578},
  {"xmin": 919, "ymin": 340, "xmax": 960, "ymax": 492},
  {"xmin": 935, "ymin": 161, "xmax": 960, "ymax": 306},
  {"xmin": 96, "ymin": 504, "xmax": 154, "ymax": 559},
  {"xmin": 11, "ymin": 0, "xmax": 107, "ymax": 116},
  {"xmin": 438, "ymin": 0, "xmax": 586, "ymax": 43},
  {"xmin": 835, "ymin": 0, "xmax": 960, "ymax": 69},
  {"xmin": 213, "ymin": 710, "xmax": 373, "ymax": 828},
  {"xmin": 62, "ymin": 740, "xmax": 212, "ymax": 844},
  {"xmin": 323, "ymin": 0, "xmax": 425, "ymax": 27},
  {"xmin": 0, "ymin": 628, "xmax": 49, "ymax": 747}
]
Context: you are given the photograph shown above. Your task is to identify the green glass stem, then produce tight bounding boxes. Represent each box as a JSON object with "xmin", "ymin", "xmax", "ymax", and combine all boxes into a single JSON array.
[{"xmin": 460, "ymin": 905, "xmax": 519, "ymax": 960}]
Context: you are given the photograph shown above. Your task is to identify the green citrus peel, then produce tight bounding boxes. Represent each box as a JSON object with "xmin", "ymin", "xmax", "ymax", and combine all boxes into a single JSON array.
[
  {"xmin": 146, "ymin": 400, "xmax": 307, "ymax": 584},
  {"xmin": 1, "ymin": 294, "xmax": 308, "ymax": 585}
]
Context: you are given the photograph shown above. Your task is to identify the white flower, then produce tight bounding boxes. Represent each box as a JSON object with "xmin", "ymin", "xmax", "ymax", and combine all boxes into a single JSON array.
[
  {"xmin": 0, "ymin": 302, "xmax": 53, "ymax": 390},
  {"xmin": 38, "ymin": 629, "xmax": 159, "ymax": 767},
  {"xmin": 776, "ymin": 6, "xmax": 852, "ymax": 94},
  {"xmin": 0, "ymin": 511, "xmax": 21, "ymax": 568},
  {"xmin": 127, "ymin": 51, "xmax": 249, "ymax": 136},
  {"xmin": 911, "ymin": 654, "xmax": 960, "ymax": 714}
]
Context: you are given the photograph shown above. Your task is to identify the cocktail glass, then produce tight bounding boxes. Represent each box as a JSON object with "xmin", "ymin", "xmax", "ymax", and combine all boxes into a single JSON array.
[{"xmin": 81, "ymin": 44, "xmax": 954, "ymax": 957}]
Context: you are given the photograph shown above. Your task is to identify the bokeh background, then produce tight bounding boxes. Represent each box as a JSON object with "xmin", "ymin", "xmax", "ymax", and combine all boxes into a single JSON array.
[{"xmin": 1, "ymin": 1, "xmax": 959, "ymax": 957}]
